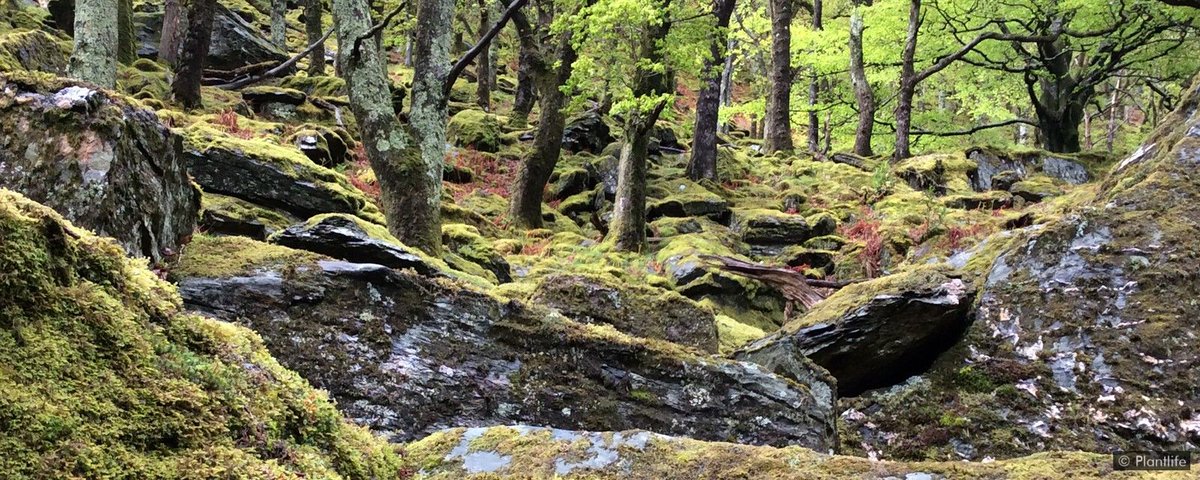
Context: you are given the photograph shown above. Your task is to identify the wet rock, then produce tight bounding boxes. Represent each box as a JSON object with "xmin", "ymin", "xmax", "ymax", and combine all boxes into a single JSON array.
[
  {"xmin": 175, "ymin": 241, "xmax": 838, "ymax": 449},
  {"xmin": 530, "ymin": 274, "xmax": 720, "ymax": 352},
  {"xmin": 562, "ymin": 112, "xmax": 614, "ymax": 154},
  {"xmin": 409, "ymin": 425, "xmax": 1125, "ymax": 479},
  {"xmin": 241, "ymin": 86, "xmax": 307, "ymax": 106},
  {"xmin": 287, "ymin": 125, "xmax": 354, "ymax": 167},
  {"xmin": 199, "ymin": 192, "xmax": 298, "ymax": 241},
  {"xmin": 647, "ymin": 180, "xmax": 730, "ymax": 223},
  {"xmin": 966, "ymin": 147, "xmax": 1091, "ymax": 192},
  {"xmin": 0, "ymin": 76, "xmax": 197, "ymax": 262},
  {"xmin": 271, "ymin": 213, "xmax": 441, "ymax": 277},
  {"xmin": 737, "ymin": 267, "xmax": 975, "ymax": 396},
  {"xmin": 134, "ymin": 3, "xmax": 289, "ymax": 72},
  {"xmin": 732, "ymin": 209, "xmax": 812, "ymax": 247},
  {"xmin": 991, "ymin": 170, "xmax": 1023, "ymax": 191},
  {"xmin": 547, "ymin": 168, "xmax": 594, "ymax": 202},
  {"xmin": 844, "ymin": 80, "xmax": 1200, "ymax": 460},
  {"xmin": 181, "ymin": 126, "xmax": 379, "ymax": 222}
]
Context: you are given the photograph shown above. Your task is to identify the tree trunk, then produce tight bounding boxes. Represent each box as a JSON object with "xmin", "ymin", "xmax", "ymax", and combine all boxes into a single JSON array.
[
  {"xmin": 305, "ymin": 0, "xmax": 326, "ymax": 75},
  {"xmin": 159, "ymin": 0, "xmax": 185, "ymax": 66},
  {"xmin": 609, "ymin": 5, "xmax": 672, "ymax": 253},
  {"xmin": 271, "ymin": 0, "xmax": 287, "ymax": 48},
  {"xmin": 510, "ymin": 39, "xmax": 537, "ymax": 126},
  {"xmin": 686, "ymin": 0, "xmax": 736, "ymax": 181},
  {"xmin": 171, "ymin": 0, "xmax": 215, "ymax": 108},
  {"xmin": 475, "ymin": 0, "xmax": 492, "ymax": 111},
  {"xmin": 509, "ymin": 33, "xmax": 577, "ymax": 229},
  {"xmin": 1037, "ymin": 108, "xmax": 1084, "ymax": 153},
  {"xmin": 893, "ymin": 0, "xmax": 920, "ymax": 161},
  {"xmin": 806, "ymin": 0, "xmax": 822, "ymax": 153},
  {"xmin": 848, "ymin": 3, "xmax": 874, "ymax": 157},
  {"xmin": 68, "ymin": 0, "xmax": 119, "ymax": 88},
  {"xmin": 117, "ymin": 0, "xmax": 136, "ymax": 64},
  {"xmin": 763, "ymin": 0, "xmax": 794, "ymax": 153},
  {"xmin": 1106, "ymin": 76, "xmax": 1122, "ymax": 152},
  {"xmin": 717, "ymin": 38, "xmax": 735, "ymax": 134},
  {"xmin": 334, "ymin": 0, "xmax": 453, "ymax": 253}
]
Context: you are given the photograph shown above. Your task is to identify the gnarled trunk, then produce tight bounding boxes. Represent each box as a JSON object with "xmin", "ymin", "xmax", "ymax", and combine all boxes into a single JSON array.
[
  {"xmin": 849, "ymin": 0, "xmax": 875, "ymax": 157},
  {"xmin": 509, "ymin": 33, "xmax": 577, "ymax": 229},
  {"xmin": 763, "ymin": 0, "xmax": 794, "ymax": 153},
  {"xmin": 334, "ymin": 0, "xmax": 453, "ymax": 253},
  {"xmin": 171, "ymin": 0, "xmax": 215, "ymax": 108},
  {"xmin": 68, "ymin": 0, "xmax": 118, "ymax": 88}
]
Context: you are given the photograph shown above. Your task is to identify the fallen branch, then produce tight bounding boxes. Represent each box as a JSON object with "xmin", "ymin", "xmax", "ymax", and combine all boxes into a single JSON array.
[
  {"xmin": 216, "ymin": 28, "xmax": 335, "ymax": 90},
  {"xmin": 700, "ymin": 255, "xmax": 864, "ymax": 309}
]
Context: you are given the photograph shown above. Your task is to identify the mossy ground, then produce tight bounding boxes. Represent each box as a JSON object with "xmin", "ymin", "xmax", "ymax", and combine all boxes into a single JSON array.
[{"xmin": 0, "ymin": 189, "xmax": 405, "ymax": 479}]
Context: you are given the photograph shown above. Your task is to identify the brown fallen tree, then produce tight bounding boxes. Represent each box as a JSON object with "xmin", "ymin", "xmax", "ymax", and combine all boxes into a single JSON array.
[{"xmin": 700, "ymin": 255, "xmax": 864, "ymax": 316}]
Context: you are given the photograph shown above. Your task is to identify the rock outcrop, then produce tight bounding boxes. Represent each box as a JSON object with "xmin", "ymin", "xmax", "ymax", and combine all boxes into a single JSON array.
[
  {"xmin": 842, "ymin": 81, "xmax": 1200, "ymax": 460},
  {"xmin": 737, "ymin": 266, "xmax": 976, "ymax": 396},
  {"xmin": 530, "ymin": 274, "xmax": 720, "ymax": 353},
  {"xmin": 134, "ymin": 3, "xmax": 288, "ymax": 72},
  {"xmin": 174, "ymin": 237, "xmax": 838, "ymax": 450},
  {"xmin": 0, "ymin": 74, "xmax": 197, "ymax": 262}
]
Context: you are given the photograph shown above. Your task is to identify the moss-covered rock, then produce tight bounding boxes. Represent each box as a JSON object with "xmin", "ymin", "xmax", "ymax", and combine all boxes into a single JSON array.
[
  {"xmin": 174, "ymin": 238, "xmax": 838, "ymax": 449},
  {"xmin": 0, "ymin": 29, "xmax": 69, "ymax": 74},
  {"xmin": 738, "ymin": 265, "xmax": 975, "ymax": 396},
  {"xmin": 405, "ymin": 426, "xmax": 1156, "ymax": 479},
  {"xmin": 200, "ymin": 192, "xmax": 298, "ymax": 240},
  {"xmin": 530, "ymin": 273, "xmax": 720, "ymax": 353},
  {"xmin": 179, "ymin": 124, "xmax": 383, "ymax": 224},
  {"xmin": 843, "ymin": 78, "xmax": 1200, "ymax": 461},
  {"xmin": 0, "ymin": 190, "xmax": 404, "ymax": 478},
  {"xmin": 443, "ymin": 223, "xmax": 511, "ymax": 283},
  {"xmin": 646, "ymin": 179, "xmax": 731, "ymax": 223},
  {"xmin": 447, "ymin": 109, "xmax": 504, "ymax": 153},
  {"xmin": 0, "ymin": 75, "xmax": 198, "ymax": 262}
]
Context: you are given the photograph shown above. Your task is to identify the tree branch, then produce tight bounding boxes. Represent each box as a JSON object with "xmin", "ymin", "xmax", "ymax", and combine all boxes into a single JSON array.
[
  {"xmin": 351, "ymin": 1, "xmax": 408, "ymax": 61},
  {"xmin": 444, "ymin": 0, "xmax": 529, "ymax": 97},
  {"xmin": 913, "ymin": 118, "xmax": 1039, "ymax": 137},
  {"xmin": 217, "ymin": 28, "xmax": 335, "ymax": 89}
]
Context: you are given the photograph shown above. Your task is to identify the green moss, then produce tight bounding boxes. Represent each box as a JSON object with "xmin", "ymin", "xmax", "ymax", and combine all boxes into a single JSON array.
[
  {"xmin": 715, "ymin": 314, "xmax": 766, "ymax": 354},
  {"xmin": 0, "ymin": 29, "xmax": 70, "ymax": 74},
  {"xmin": 179, "ymin": 124, "xmax": 385, "ymax": 225},
  {"xmin": 783, "ymin": 264, "xmax": 961, "ymax": 333},
  {"xmin": 279, "ymin": 76, "xmax": 348, "ymax": 97},
  {"xmin": 170, "ymin": 234, "xmax": 322, "ymax": 279},
  {"xmin": 201, "ymin": 192, "xmax": 299, "ymax": 234},
  {"xmin": 447, "ymin": 109, "xmax": 504, "ymax": 153},
  {"xmin": 0, "ymin": 190, "xmax": 404, "ymax": 479}
]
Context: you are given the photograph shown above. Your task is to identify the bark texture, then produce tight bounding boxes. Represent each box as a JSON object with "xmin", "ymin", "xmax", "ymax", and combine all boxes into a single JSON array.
[
  {"xmin": 475, "ymin": 0, "xmax": 492, "ymax": 110},
  {"xmin": 806, "ymin": 0, "xmax": 822, "ymax": 153},
  {"xmin": 849, "ymin": 1, "xmax": 875, "ymax": 157},
  {"xmin": 893, "ymin": 0, "xmax": 920, "ymax": 161},
  {"xmin": 509, "ymin": 30, "xmax": 577, "ymax": 229},
  {"xmin": 686, "ymin": 0, "xmax": 736, "ymax": 181},
  {"xmin": 117, "ymin": 0, "xmax": 136, "ymax": 64},
  {"xmin": 159, "ymin": 0, "xmax": 185, "ymax": 66},
  {"xmin": 172, "ymin": 0, "xmax": 215, "ymax": 108},
  {"xmin": 335, "ymin": 0, "xmax": 454, "ymax": 253},
  {"xmin": 763, "ymin": 0, "xmax": 794, "ymax": 153},
  {"xmin": 68, "ymin": 0, "xmax": 119, "ymax": 88},
  {"xmin": 271, "ymin": 0, "xmax": 288, "ymax": 48},
  {"xmin": 305, "ymin": 0, "xmax": 326, "ymax": 75}
]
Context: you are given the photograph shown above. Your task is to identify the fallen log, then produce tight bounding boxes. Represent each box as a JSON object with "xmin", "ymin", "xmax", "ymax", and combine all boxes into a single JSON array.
[{"xmin": 700, "ymin": 255, "xmax": 864, "ymax": 311}]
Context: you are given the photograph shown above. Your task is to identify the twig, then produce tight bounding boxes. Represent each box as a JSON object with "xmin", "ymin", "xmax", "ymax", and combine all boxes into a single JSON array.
[{"xmin": 352, "ymin": 1, "xmax": 408, "ymax": 62}]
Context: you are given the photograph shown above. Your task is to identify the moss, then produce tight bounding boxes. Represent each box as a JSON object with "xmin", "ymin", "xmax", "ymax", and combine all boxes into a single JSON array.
[
  {"xmin": 1010, "ymin": 175, "xmax": 1065, "ymax": 201},
  {"xmin": 405, "ymin": 426, "xmax": 1137, "ymax": 479},
  {"xmin": 0, "ymin": 29, "xmax": 70, "ymax": 74},
  {"xmin": 783, "ymin": 264, "xmax": 961, "ymax": 333},
  {"xmin": 170, "ymin": 234, "xmax": 323, "ymax": 279},
  {"xmin": 178, "ymin": 124, "xmax": 386, "ymax": 225},
  {"xmin": 200, "ymin": 192, "xmax": 299, "ymax": 235},
  {"xmin": 715, "ymin": 314, "xmax": 766, "ymax": 354},
  {"xmin": 447, "ymin": 109, "xmax": 504, "ymax": 153},
  {"xmin": 117, "ymin": 60, "xmax": 171, "ymax": 101},
  {"xmin": 895, "ymin": 152, "xmax": 977, "ymax": 195},
  {"xmin": 0, "ymin": 190, "xmax": 404, "ymax": 479},
  {"xmin": 279, "ymin": 75, "xmax": 347, "ymax": 97}
]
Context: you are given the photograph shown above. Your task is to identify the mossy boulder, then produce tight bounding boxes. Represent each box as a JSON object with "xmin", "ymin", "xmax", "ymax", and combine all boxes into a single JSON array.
[
  {"xmin": 0, "ymin": 75, "xmax": 198, "ymax": 262},
  {"xmin": 732, "ymin": 209, "xmax": 813, "ymax": 249},
  {"xmin": 174, "ymin": 238, "xmax": 837, "ymax": 449},
  {"xmin": 447, "ymin": 109, "xmax": 504, "ymax": 153},
  {"xmin": 737, "ymin": 266, "xmax": 976, "ymax": 396},
  {"xmin": 200, "ymin": 192, "xmax": 298, "ymax": 240},
  {"xmin": 407, "ymin": 426, "xmax": 1144, "ymax": 479},
  {"xmin": 843, "ymin": 78, "xmax": 1200, "ymax": 460},
  {"xmin": 562, "ymin": 112, "xmax": 614, "ymax": 154},
  {"xmin": 0, "ymin": 29, "xmax": 69, "ymax": 74},
  {"xmin": 530, "ymin": 274, "xmax": 720, "ymax": 353},
  {"xmin": 646, "ymin": 179, "xmax": 731, "ymax": 223},
  {"xmin": 0, "ymin": 190, "xmax": 405, "ymax": 478},
  {"xmin": 133, "ymin": 2, "xmax": 288, "ymax": 72},
  {"xmin": 966, "ymin": 147, "xmax": 1092, "ymax": 192},
  {"xmin": 443, "ymin": 223, "xmax": 511, "ymax": 283},
  {"xmin": 180, "ymin": 124, "xmax": 383, "ymax": 224},
  {"xmin": 287, "ymin": 124, "xmax": 355, "ymax": 167}
]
